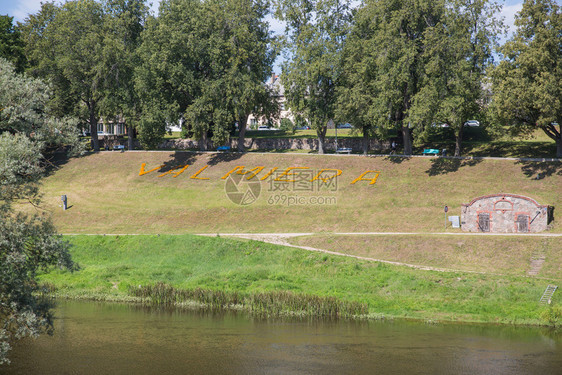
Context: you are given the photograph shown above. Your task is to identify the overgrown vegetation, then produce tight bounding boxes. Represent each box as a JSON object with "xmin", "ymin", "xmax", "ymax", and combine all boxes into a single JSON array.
[{"xmin": 129, "ymin": 283, "xmax": 368, "ymax": 318}]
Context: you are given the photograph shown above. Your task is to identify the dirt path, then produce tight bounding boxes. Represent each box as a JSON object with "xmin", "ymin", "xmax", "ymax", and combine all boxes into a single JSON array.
[{"xmin": 200, "ymin": 233, "xmax": 483, "ymax": 274}]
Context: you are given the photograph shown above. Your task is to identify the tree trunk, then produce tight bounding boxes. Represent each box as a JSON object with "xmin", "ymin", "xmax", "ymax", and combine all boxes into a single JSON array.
[
  {"xmin": 556, "ymin": 138, "xmax": 562, "ymax": 158},
  {"xmin": 454, "ymin": 125, "xmax": 464, "ymax": 157},
  {"xmin": 127, "ymin": 125, "xmax": 134, "ymax": 150},
  {"xmin": 199, "ymin": 131, "xmax": 208, "ymax": 151},
  {"xmin": 317, "ymin": 126, "xmax": 327, "ymax": 154},
  {"xmin": 402, "ymin": 126, "xmax": 412, "ymax": 155},
  {"xmin": 237, "ymin": 115, "xmax": 249, "ymax": 152},
  {"xmin": 362, "ymin": 129, "xmax": 369, "ymax": 155},
  {"xmin": 89, "ymin": 109, "xmax": 99, "ymax": 152}
]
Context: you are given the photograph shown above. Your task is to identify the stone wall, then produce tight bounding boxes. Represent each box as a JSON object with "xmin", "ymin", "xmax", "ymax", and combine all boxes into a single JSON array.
[
  {"xmin": 155, "ymin": 137, "xmax": 390, "ymax": 152},
  {"xmin": 461, "ymin": 194, "xmax": 551, "ymax": 233}
]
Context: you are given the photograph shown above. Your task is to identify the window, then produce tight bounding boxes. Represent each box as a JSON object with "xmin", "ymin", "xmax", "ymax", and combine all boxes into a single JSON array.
[
  {"xmin": 106, "ymin": 123, "xmax": 115, "ymax": 135},
  {"xmin": 97, "ymin": 123, "xmax": 104, "ymax": 133},
  {"xmin": 116, "ymin": 124, "xmax": 125, "ymax": 135}
]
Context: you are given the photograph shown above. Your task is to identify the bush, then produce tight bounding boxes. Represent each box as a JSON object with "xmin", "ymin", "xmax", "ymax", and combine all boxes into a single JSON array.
[{"xmin": 279, "ymin": 118, "xmax": 295, "ymax": 134}]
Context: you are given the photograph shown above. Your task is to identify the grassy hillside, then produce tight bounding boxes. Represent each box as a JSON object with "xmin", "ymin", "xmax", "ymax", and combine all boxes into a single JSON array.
[
  {"xmin": 34, "ymin": 151, "xmax": 562, "ymax": 234},
  {"xmin": 291, "ymin": 234, "xmax": 562, "ymax": 279},
  {"xmin": 39, "ymin": 235, "xmax": 561, "ymax": 325}
]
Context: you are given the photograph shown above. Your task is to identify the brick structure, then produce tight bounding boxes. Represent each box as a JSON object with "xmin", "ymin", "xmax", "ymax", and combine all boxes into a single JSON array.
[{"xmin": 461, "ymin": 194, "xmax": 551, "ymax": 233}]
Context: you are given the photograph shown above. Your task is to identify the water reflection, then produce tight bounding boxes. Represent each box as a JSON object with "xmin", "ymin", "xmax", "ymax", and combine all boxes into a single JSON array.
[{"xmin": 3, "ymin": 301, "xmax": 561, "ymax": 375}]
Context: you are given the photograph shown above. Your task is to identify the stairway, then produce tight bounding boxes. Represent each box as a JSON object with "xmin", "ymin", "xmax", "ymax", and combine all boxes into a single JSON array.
[{"xmin": 540, "ymin": 285, "xmax": 558, "ymax": 304}]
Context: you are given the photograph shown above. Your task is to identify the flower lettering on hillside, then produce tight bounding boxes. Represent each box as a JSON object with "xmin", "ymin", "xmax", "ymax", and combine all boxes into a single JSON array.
[{"xmin": 138, "ymin": 163, "xmax": 380, "ymax": 186}]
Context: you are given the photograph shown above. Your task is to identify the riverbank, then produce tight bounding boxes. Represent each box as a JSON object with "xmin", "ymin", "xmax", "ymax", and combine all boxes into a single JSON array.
[{"xmin": 38, "ymin": 234, "xmax": 561, "ymax": 326}]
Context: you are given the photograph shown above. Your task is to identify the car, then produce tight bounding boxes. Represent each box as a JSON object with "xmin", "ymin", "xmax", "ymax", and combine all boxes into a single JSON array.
[
  {"xmin": 337, "ymin": 123, "xmax": 353, "ymax": 129},
  {"xmin": 296, "ymin": 125, "xmax": 310, "ymax": 130},
  {"xmin": 464, "ymin": 120, "xmax": 480, "ymax": 127},
  {"xmin": 257, "ymin": 125, "xmax": 270, "ymax": 131},
  {"xmin": 431, "ymin": 123, "xmax": 449, "ymax": 128}
]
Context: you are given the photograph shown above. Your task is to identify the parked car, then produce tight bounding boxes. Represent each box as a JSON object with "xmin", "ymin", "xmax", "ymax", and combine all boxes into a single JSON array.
[
  {"xmin": 431, "ymin": 123, "xmax": 449, "ymax": 128},
  {"xmin": 337, "ymin": 123, "xmax": 353, "ymax": 129},
  {"xmin": 257, "ymin": 125, "xmax": 269, "ymax": 131},
  {"xmin": 296, "ymin": 125, "xmax": 310, "ymax": 130},
  {"xmin": 464, "ymin": 120, "xmax": 480, "ymax": 127}
]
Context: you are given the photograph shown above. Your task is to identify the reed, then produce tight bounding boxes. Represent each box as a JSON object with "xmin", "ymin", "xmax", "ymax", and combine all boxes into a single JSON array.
[{"xmin": 129, "ymin": 283, "xmax": 368, "ymax": 319}]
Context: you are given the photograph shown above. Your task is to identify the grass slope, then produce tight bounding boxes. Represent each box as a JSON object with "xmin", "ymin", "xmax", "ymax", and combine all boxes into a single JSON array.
[
  {"xmin": 291, "ymin": 234, "xmax": 562, "ymax": 279},
  {"xmin": 39, "ymin": 234, "xmax": 560, "ymax": 325},
  {"xmin": 35, "ymin": 151, "xmax": 562, "ymax": 234}
]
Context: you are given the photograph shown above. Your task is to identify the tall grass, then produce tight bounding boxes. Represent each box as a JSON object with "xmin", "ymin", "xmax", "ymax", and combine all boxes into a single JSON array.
[{"xmin": 129, "ymin": 282, "xmax": 368, "ymax": 319}]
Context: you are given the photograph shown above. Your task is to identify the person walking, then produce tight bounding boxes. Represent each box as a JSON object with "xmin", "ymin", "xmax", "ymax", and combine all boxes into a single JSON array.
[{"xmin": 390, "ymin": 141, "xmax": 396, "ymax": 155}]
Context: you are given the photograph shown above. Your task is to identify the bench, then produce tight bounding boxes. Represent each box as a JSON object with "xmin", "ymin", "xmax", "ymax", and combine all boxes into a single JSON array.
[
  {"xmin": 217, "ymin": 146, "xmax": 231, "ymax": 152},
  {"xmin": 112, "ymin": 145, "xmax": 125, "ymax": 151},
  {"xmin": 422, "ymin": 148, "xmax": 440, "ymax": 156},
  {"xmin": 336, "ymin": 148, "xmax": 352, "ymax": 154}
]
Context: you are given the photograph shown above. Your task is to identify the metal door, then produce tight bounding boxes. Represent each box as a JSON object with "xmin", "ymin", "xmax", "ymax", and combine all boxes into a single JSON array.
[
  {"xmin": 516, "ymin": 215, "xmax": 529, "ymax": 232},
  {"xmin": 478, "ymin": 213, "xmax": 490, "ymax": 232}
]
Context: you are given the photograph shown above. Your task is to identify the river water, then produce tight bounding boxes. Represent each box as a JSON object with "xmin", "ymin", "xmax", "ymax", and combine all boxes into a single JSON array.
[{"xmin": 2, "ymin": 301, "xmax": 562, "ymax": 375}]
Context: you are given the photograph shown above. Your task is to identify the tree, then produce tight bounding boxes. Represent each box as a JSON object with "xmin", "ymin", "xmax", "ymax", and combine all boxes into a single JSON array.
[
  {"xmin": 0, "ymin": 58, "xmax": 76, "ymax": 365},
  {"xmin": 21, "ymin": 0, "xmax": 148, "ymax": 151},
  {"xmin": 336, "ymin": 2, "xmax": 391, "ymax": 155},
  {"xmin": 20, "ymin": 0, "xmax": 106, "ymax": 151},
  {"xmin": 221, "ymin": 0, "xmax": 278, "ymax": 152},
  {"xmin": 101, "ymin": 0, "xmax": 149, "ymax": 151},
  {"xmin": 491, "ymin": 0, "xmax": 562, "ymax": 158},
  {"xmin": 336, "ymin": 0, "xmax": 446, "ymax": 156},
  {"xmin": 0, "ymin": 15, "xmax": 26, "ymax": 72},
  {"xmin": 275, "ymin": 0, "xmax": 351, "ymax": 154},
  {"xmin": 136, "ymin": 0, "xmax": 277, "ymax": 151},
  {"xmin": 19, "ymin": 2, "xmax": 75, "ymax": 120},
  {"xmin": 135, "ymin": 0, "xmax": 206, "ymax": 149},
  {"xmin": 412, "ymin": 0, "xmax": 502, "ymax": 156}
]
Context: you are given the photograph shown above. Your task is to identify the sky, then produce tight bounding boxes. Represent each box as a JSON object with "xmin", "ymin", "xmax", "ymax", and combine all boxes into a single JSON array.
[
  {"xmin": 0, "ymin": 0, "xmax": 554, "ymax": 73},
  {"xmin": 1, "ymin": 0, "xmax": 531, "ymax": 27}
]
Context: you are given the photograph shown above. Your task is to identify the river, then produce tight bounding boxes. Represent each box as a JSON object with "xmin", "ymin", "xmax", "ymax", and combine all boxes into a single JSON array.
[{"xmin": 2, "ymin": 301, "xmax": 562, "ymax": 374}]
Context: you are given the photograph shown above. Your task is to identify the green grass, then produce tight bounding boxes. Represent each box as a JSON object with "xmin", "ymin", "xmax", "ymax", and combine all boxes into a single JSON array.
[
  {"xmin": 39, "ymin": 234, "xmax": 561, "ymax": 325},
  {"xmin": 415, "ymin": 127, "xmax": 559, "ymax": 158}
]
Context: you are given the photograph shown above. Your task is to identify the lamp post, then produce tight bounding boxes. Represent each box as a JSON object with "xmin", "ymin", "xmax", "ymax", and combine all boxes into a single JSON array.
[
  {"xmin": 335, "ymin": 123, "xmax": 338, "ymax": 153},
  {"xmin": 444, "ymin": 205, "xmax": 448, "ymax": 230}
]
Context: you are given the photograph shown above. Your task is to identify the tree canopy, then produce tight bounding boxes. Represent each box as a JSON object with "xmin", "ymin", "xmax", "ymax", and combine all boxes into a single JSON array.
[
  {"xmin": 337, "ymin": 0, "xmax": 501, "ymax": 156},
  {"xmin": 20, "ymin": 0, "xmax": 148, "ymax": 151},
  {"xmin": 491, "ymin": 0, "xmax": 562, "ymax": 157},
  {"xmin": 136, "ymin": 0, "xmax": 277, "ymax": 150},
  {"xmin": 6, "ymin": 0, "xmax": 562, "ymax": 157},
  {"xmin": 0, "ymin": 15, "xmax": 26, "ymax": 72}
]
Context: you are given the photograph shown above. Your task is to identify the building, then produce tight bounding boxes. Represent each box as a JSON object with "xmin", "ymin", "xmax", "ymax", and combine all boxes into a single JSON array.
[
  {"xmin": 461, "ymin": 194, "xmax": 551, "ymax": 233},
  {"xmin": 97, "ymin": 117, "xmax": 127, "ymax": 136}
]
